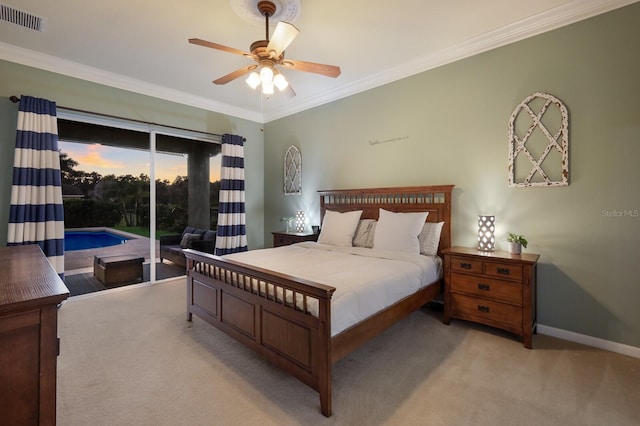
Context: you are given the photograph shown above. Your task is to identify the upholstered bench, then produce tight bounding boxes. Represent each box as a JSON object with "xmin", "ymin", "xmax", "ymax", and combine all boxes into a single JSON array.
[{"xmin": 93, "ymin": 254, "xmax": 144, "ymax": 286}]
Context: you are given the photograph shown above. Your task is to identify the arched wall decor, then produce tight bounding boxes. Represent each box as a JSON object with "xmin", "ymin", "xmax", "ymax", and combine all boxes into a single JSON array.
[
  {"xmin": 508, "ymin": 92, "xmax": 569, "ymax": 187},
  {"xmin": 284, "ymin": 145, "xmax": 302, "ymax": 195}
]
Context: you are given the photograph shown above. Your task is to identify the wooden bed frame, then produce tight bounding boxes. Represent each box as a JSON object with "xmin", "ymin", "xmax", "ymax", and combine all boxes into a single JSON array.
[{"xmin": 184, "ymin": 185, "xmax": 454, "ymax": 416}]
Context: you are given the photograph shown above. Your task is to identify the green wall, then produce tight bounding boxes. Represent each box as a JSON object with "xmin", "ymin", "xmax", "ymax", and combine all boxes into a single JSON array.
[
  {"xmin": 0, "ymin": 60, "xmax": 265, "ymax": 248},
  {"xmin": 263, "ymin": 4, "xmax": 640, "ymax": 348},
  {"xmin": 1, "ymin": 4, "xmax": 638, "ymax": 349}
]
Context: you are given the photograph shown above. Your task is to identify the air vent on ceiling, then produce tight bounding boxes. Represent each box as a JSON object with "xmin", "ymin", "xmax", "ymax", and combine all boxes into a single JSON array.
[{"xmin": 0, "ymin": 3, "xmax": 46, "ymax": 32}]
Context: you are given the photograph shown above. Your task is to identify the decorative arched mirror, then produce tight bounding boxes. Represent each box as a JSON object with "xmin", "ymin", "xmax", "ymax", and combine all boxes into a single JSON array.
[{"xmin": 284, "ymin": 145, "xmax": 302, "ymax": 195}]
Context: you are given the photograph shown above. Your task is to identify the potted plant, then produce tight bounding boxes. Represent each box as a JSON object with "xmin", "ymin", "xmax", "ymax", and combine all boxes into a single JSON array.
[
  {"xmin": 281, "ymin": 216, "xmax": 295, "ymax": 233},
  {"xmin": 507, "ymin": 233, "xmax": 528, "ymax": 254}
]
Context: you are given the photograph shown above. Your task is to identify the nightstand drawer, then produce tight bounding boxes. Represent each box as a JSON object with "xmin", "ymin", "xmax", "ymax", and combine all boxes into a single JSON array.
[
  {"xmin": 273, "ymin": 235, "xmax": 289, "ymax": 247},
  {"xmin": 450, "ymin": 257, "xmax": 482, "ymax": 274},
  {"xmin": 450, "ymin": 272, "xmax": 522, "ymax": 305},
  {"xmin": 450, "ymin": 293, "xmax": 522, "ymax": 328},
  {"xmin": 272, "ymin": 232, "xmax": 318, "ymax": 247},
  {"xmin": 484, "ymin": 262, "xmax": 523, "ymax": 281}
]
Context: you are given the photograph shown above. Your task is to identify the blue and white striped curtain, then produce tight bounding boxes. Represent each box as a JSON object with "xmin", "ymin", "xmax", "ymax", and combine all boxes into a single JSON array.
[
  {"xmin": 215, "ymin": 134, "xmax": 248, "ymax": 255},
  {"xmin": 7, "ymin": 96, "xmax": 65, "ymax": 278}
]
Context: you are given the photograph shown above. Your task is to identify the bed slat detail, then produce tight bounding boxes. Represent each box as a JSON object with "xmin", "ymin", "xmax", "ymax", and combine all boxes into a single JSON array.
[{"xmin": 191, "ymin": 257, "xmax": 325, "ymax": 317}]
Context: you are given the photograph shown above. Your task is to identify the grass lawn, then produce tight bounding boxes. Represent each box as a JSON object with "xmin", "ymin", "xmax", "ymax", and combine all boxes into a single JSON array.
[{"xmin": 113, "ymin": 226, "xmax": 176, "ymax": 239}]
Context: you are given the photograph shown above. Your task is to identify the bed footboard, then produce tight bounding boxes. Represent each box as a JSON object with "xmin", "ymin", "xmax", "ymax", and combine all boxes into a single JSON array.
[{"xmin": 183, "ymin": 249, "xmax": 336, "ymax": 416}]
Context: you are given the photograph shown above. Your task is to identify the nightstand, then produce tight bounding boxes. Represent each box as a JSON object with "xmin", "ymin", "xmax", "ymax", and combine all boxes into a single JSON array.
[
  {"xmin": 442, "ymin": 246, "xmax": 540, "ymax": 348},
  {"xmin": 272, "ymin": 231, "xmax": 319, "ymax": 247}
]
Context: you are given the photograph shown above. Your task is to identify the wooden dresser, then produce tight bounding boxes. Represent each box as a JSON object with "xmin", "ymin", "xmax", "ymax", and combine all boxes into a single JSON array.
[
  {"xmin": 272, "ymin": 231, "xmax": 319, "ymax": 247},
  {"xmin": 442, "ymin": 246, "xmax": 539, "ymax": 348},
  {"xmin": 0, "ymin": 245, "xmax": 69, "ymax": 425}
]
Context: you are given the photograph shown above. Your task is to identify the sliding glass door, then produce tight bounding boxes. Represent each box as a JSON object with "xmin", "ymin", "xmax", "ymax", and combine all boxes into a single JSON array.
[{"xmin": 57, "ymin": 110, "xmax": 220, "ymax": 295}]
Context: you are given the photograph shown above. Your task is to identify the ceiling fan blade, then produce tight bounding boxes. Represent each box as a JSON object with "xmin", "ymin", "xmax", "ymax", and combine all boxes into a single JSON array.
[
  {"xmin": 266, "ymin": 22, "xmax": 299, "ymax": 58},
  {"xmin": 282, "ymin": 59, "xmax": 341, "ymax": 78},
  {"xmin": 213, "ymin": 65, "xmax": 258, "ymax": 85},
  {"xmin": 189, "ymin": 38, "xmax": 253, "ymax": 58}
]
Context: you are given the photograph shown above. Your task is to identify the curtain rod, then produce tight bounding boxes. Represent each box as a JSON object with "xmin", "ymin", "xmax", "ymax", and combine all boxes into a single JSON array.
[{"xmin": 9, "ymin": 95, "xmax": 222, "ymax": 139}]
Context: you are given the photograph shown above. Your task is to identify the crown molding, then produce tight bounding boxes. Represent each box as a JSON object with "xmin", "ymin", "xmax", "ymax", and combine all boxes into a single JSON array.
[
  {"xmin": 0, "ymin": 41, "xmax": 262, "ymax": 123},
  {"xmin": 2, "ymin": 0, "xmax": 636, "ymax": 124},
  {"xmin": 262, "ymin": 0, "xmax": 638, "ymax": 122}
]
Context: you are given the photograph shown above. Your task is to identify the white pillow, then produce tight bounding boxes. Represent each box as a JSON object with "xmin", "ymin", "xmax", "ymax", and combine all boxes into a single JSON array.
[
  {"xmin": 373, "ymin": 209, "xmax": 429, "ymax": 253},
  {"xmin": 418, "ymin": 221, "xmax": 445, "ymax": 255},
  {"xmin": 352, "ymin": 219, "xmax": 377, "ymax": 248},
  {"xmin": 317, "ymin": 210, "xmax": 363, "ymax": 246}
]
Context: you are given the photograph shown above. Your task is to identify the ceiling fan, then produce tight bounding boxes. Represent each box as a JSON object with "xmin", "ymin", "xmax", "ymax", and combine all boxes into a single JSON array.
[{"xmin": 189, "ymin": 0, "xmax": 341, "ymax": 97}]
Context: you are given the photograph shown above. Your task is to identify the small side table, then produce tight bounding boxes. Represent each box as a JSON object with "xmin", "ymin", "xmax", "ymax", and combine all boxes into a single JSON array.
[
  {"xmin": 272, "ymin": 231, "xmax": 319, "ymax": 247},
  {"xmin": 93, "ymin": 254, "xmax": 144, "ymax": 286},
  {"xmin": 442, "ymin": 246, "xmax": 540, "ymax": 348}
]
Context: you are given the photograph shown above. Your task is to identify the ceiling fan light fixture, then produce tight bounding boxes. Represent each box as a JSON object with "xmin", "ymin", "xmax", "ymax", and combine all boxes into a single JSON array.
[
  {"xmin": 273, "ymin": 72, "xmax": 288, "ymax": 90},
  {"xmin": 260, "ymin": 66, "xmax": 274, "ymax": 84},
  {"xmin": 246, "ymin": 65, "xmax": 288, "ymax": 94},
  {"xmin": 262, "ymin": 80, "xmax": 275, "ymax": 95},
  {"xmin": 246, "ymin": 72, "xmax": 261, "ymax": 89}
]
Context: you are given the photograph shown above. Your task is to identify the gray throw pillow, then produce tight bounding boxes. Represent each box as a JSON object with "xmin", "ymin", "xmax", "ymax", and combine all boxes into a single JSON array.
[{"xmin": 180, "ymin": 233, "xmax": 202, "ymax": 249}]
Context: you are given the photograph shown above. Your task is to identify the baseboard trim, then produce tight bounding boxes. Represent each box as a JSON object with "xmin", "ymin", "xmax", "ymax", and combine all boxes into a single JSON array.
[{"xmin": 538, "ymin": 324, "xmax": 640, "ymax": 359}]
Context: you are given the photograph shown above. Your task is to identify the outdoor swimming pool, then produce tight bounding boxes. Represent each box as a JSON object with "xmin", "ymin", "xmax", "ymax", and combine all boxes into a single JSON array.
[{"xmin": 64, "ymin": 231, "xmax": 131, "ymax": 251}]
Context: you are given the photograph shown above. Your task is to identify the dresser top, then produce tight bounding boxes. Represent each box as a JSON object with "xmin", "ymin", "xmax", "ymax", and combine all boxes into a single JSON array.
[{"xmin": 0, "ymin": 245, "xmax": 69, "ymax": 312}]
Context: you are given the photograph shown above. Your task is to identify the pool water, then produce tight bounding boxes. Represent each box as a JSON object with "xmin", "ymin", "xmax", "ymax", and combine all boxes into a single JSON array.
[{"xmin": 64, "ymin": 231, "xmax": 131, "ymax": 251}]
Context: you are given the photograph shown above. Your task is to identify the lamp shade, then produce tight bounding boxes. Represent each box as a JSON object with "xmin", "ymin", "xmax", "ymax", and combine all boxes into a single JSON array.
[
  {"xmin": 246, "ymin": 72, "xmax": 261, "ymax": 89},
  {"xmin": 273, "ymin": 73, "xmax": 288, "ymax": 90},
  {"xmin": 260, "ymin": 66, "xmax": 274, "ymax": 84},
  {"xmin": 295, "ymin": 210, "xmax": 305, "ymax": 233},
  {"xmin": 262, "ymin": 81, "xmax": 275, "ymax": 95},
  {"xmin": 478, "ymin": 215, "xmax": 495, "ymax": 251},
  {"xmin": 267, "ymin": 22, "xmax": 300, "ymax": 57}
]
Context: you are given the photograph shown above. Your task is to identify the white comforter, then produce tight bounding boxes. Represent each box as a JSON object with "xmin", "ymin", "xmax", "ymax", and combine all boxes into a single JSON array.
[{"xmin": 223, "ymin": 242, "xmax": 441, "ymax": 336}]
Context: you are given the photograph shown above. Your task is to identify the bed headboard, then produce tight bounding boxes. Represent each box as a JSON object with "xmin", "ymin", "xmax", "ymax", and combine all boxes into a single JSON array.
[{"xmin": 318, "ymin": 185, "xmax": 454, "ymax": 253}]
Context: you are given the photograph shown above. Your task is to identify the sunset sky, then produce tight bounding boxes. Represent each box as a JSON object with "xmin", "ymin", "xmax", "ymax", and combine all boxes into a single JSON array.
[{"xmin": 59, "ymin": 141, "xmax": 221, "ymax": 182}]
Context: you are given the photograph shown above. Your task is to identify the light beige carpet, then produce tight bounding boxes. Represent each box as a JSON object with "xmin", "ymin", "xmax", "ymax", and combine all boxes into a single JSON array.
[{"xmin": 57, "ymin": 280, "xmax": 640, "ymax": 425}]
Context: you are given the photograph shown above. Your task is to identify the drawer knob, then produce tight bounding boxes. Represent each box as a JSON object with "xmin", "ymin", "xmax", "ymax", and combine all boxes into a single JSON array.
[
  {"xmin": 497, "ymin": 267, "xmax": 510, "ymax": 275},
  {"xmin": 460, "ymin": 262, "xmax": 472, "ymax": 269},
  {"xmin": 478, "ymin": 305, "xmax": 490, "ymax": 313},
  {"xmin": 477, "ymin": 283, "xmax": 490, "ymax": 291}
]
